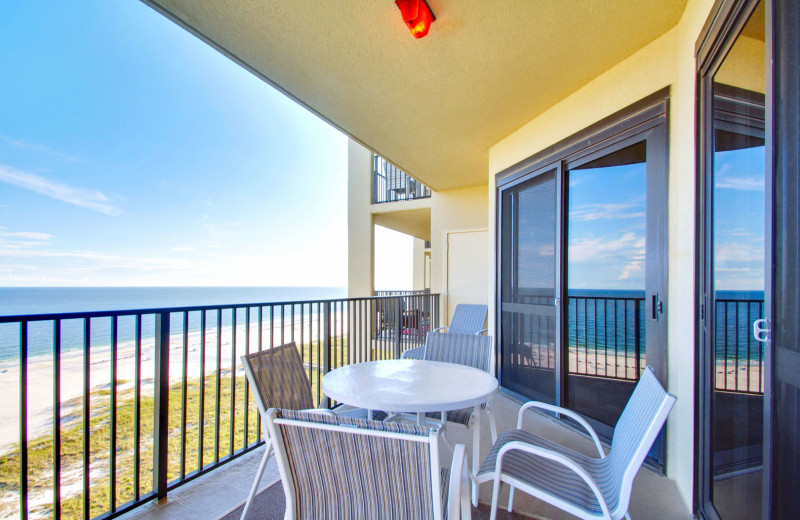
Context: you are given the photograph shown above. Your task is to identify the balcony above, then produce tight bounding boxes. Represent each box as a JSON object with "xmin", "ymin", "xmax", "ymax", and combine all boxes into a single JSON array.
[{"xmin": 373, "ymin": 155, "xmax": 432, "ymax": 204}]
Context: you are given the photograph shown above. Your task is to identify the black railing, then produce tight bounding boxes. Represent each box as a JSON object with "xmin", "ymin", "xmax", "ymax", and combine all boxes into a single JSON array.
[
  {"xmin": 373, "ymin": 155, "xmax": 432, "ymax": 204},
  {"xmin": 373, "ymin": 289, "xmax": 430, "ymax": 297},
  {"xmin": 714, "ymin": 298, "xmax": 764, "ymax": 394},
  {"xmin": 0, "ymin": 293, "xmax": 439, "ymax": 520},
  {"xmin": 567, "ymin": 296, "xmax": 645, "ymax": 382}
]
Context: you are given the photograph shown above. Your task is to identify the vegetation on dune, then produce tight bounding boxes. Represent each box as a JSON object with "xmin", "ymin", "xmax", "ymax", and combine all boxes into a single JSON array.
[{"xmin": 0, "ymin": 337, "xmax": 356, "ymax": 520}]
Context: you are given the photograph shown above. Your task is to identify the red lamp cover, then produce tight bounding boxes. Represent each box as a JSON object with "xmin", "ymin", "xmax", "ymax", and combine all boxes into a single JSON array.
[{"xmin": 395, "ymin": 0, "xmax": 435, "ymax": 39}]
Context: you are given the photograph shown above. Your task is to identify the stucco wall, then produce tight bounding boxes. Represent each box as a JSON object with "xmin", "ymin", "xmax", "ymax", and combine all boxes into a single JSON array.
[
  {"xmin": 487, "ymin": 0, "xmax": 716, "ymax": 509},
  {"xmin": 347, "ymin": 139, "xmax": 375, "ymax": 298}
]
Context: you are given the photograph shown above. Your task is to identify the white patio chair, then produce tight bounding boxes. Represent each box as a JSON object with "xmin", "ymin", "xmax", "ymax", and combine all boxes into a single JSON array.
[
  {"xmin": 239, "ymin": 342, "xmax": 369, "ymax": 520},
  {"xmin": 422, "ymin": 332, "xmax": 498, "ymax": 495},
  {"xmin": 265, "ymin": 408, "xmax": 472, "ymax": 520},
  {"xmin": 476, "ymin": 366, "xmax": 676, "ymax": 520},
  {"xmin": 401, "ymin": 303, "xmax": 488, "ymax": 360}
]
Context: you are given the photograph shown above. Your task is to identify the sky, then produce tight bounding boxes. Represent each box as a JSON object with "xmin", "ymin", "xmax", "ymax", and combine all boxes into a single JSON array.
[
  {"xmin": 567, "ymin": 161, "xmax": 647, "ymax": 291},
  {"xmin": 0, "ymin": 0, "xmax": 373, "ymax": 288}
]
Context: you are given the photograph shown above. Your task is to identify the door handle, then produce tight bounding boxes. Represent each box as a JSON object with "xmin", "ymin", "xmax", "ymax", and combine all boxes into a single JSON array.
[
  {"xmin": 651, "ymin": 294, "xmax": 663, "ymax": 321},
  {"xmin": 754, "ymin": 318, "xmax": 770, "ymax": 343}
]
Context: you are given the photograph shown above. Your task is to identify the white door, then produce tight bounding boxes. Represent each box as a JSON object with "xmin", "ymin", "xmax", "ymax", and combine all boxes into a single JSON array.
[{"xmin": 445, "ymin": 230, "xmax": 488, "ymax": 325}]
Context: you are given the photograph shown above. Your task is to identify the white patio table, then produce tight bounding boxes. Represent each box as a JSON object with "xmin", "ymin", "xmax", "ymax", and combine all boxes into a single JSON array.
[
  {"xmin": 321, "ymin": 358, "xmax": 498, "ymax": 504},
  {"xmin": 321, "ymin": 358, "xmax": 499, "ymax": 425}
]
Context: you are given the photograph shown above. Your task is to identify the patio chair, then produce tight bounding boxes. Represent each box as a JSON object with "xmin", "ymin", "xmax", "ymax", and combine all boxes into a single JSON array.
[
  {"xmin": 401, "ymin": 303, "xmax": 488, "ymax": 360},
  {"xmin": 423, "ymin": 332, "xmax": 498, "ymax": 490},
  {"xmin": 264, "ymin": 408, "xmax": 472, "ymax": 520},
  {"xmin": 476, "ymin": 366, "xmax": 676, "ymax": 520},
  {"xmin": 239, "ymin": 342, "xmax": 368, "ymax": 520}
]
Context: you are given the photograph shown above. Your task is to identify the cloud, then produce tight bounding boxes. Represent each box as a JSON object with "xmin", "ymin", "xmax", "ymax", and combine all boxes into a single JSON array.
[
  {"xmin": 0, "ymin": 165, "xmax": 120, "ymax": 215},
  {"xmin": 0, "ymin": 228, "xmax": 52, "ymax": 240},
  {"xmin": 569, "ymin": 202, "xmax": 645, "ymax": 222},
  {"xmin": 715, "ymin": 241, "xmax": 763, "ymax": 262},
  {"xmin": 171, "ymin": 246, "xmax": 194, "ymax": 252},
  {"xmin": 568, "ymin": 232, "xmax": 645, "ymax": 263},
  {"xmin": 715, "ymin": 175, "xmax": 764, "ymax": 191},
  {"xmin": 1, "ymin": 136, "xmax": 81, "ymax": 162}
]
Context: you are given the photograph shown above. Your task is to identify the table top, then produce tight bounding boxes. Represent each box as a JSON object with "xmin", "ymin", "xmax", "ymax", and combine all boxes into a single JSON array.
[{"xmin": 321, "ymin": 359, "xmax": 498, "ymax": 413}]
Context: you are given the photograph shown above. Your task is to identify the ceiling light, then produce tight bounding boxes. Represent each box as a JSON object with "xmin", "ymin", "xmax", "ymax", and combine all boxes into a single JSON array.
[{"xmin": 395, "ymin": 0, "xmax": 435, "ymax": 39}]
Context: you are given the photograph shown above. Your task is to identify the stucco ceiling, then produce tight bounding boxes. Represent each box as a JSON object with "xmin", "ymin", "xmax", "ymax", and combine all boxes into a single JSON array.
[{"xmin": 145, "ymin": 0, "xmax": 688, "ymax": 191}]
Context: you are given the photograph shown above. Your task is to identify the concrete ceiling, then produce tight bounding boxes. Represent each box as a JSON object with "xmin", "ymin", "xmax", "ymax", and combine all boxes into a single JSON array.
[{"xmin": 145, "ymin": 0, "xmax": 687, "ymax": 191}]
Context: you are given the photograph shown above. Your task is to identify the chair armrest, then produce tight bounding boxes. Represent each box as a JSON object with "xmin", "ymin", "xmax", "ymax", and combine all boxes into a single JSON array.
[
  {"xmin": 475, "ymin": 329, "xmax": 488, "ymax": 335},
  {"xmin": 495, "ymin": 441, "xmax": 611, "ymax": 519},
  {"xmin": 518, "ymin": 401, "xmax": 605, "ymax": 458},
  {"xmin": 432, "ymin": 326, "xmax": 449, "ymax": 333},
  {"xmin": 448, "ymin": 443, "xmax": 471, "ymax": 520}
]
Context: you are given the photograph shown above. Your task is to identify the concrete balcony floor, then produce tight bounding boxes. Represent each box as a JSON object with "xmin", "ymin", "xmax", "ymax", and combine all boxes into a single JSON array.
[{"xmin": 119, "ymin": 393, "xmax": 691, "ymax": 520}]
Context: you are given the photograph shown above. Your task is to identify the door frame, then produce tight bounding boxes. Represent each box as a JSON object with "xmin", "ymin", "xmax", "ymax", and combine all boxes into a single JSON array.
[{"xmin": 695, "ymin": 0, "xmax": 771, "ymax": 517}]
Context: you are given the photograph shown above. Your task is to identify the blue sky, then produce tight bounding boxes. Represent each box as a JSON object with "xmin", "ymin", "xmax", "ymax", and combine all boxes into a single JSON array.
[
  {"xmin": 568, "ymin": 162, "xmax": 647, "ymax": 291},
  {"xmin": 0, "ymin": 1, "xmax": 356, "ymax": 287}
]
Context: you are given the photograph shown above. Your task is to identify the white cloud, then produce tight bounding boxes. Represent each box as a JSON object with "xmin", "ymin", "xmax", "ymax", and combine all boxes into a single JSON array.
[
  {"xmin": 0, "ymin": 229, "xmax": 52, "ymax": 240},
  {"xmin": 569, "ymin": 202, "xmax": 645, "ymax": 222},
  {"xmin": 0, "ymin": 165, "xmax": 120, "ymax": 215},
  {"xmin": 1, "ymin": 136, "xmax": 82, "ymax": 162},
  {"xmin": 715, "ymin": 175, "xmax": 764, "ymax": 191},
  {"xmin": 568, "ymin": 232, "xmax": 645, "ymax": 263}
]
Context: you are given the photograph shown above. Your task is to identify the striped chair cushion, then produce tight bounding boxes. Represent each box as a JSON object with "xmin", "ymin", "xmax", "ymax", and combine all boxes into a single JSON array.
[
  {"xmin": 477, "ymin": 428, "xmax": 618, "ymax": 516},
  {"xmin": 424, "ymin": 407, "xmax": 480, "ymax": 427},
  {"xmin": 400, "ymin": 346, "xmax": 426, "ymax": 360},
  {"xmin": 275, "ymin": 409, "xmax": 447, "ymax": 519},
  {"xmin": 241, "ymin": 342, "xmax": 314, "ymax": 411},
  {"xmin": 423, "ymin": 332, "xmax": 492, "ymax": 372},
  {"xmin": 447, "ymin": 304, "xmax": 488, "ymax": 334}
]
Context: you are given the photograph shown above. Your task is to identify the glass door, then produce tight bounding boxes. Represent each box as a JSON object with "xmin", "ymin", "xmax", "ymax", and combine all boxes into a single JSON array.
[
  {"xmin": 700, "ymin": 2, "xmax": 766, "ymax": 518},
  {"xmin": 565, "ymin": 141, "xmax": 649, "ymax": 432},
  {"xmin": 498, "ymin": 167, "xmax": 561, "ymax": 403},
  {"xmin": 497, "ymin": 96, "xmax": 669, "ymax": 466}
]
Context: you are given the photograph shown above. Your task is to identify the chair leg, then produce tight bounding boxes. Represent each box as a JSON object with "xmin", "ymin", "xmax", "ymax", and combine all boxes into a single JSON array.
[
  {"xmin": 240, "ymin": 440, "xmax": 273, "ymax": 520},
  {"xmin": 507, "ymin": 486, "xmax": 515, "ymax": 512},
  {"xmin": 489, "ymin": 477, "xmax": 502, "ymax": 520},
  {"xmin": 471, "ymin": 405, "xmax": 481, "ymax": 506},
  {"xmin": 487, "ymin": 404, "xmax": 498, "ymax": 443}
]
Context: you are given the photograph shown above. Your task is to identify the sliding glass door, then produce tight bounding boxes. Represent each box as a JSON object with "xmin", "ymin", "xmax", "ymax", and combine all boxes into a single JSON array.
[
  {"xmin": 496, "ymin": 96, "xmax": 669, "ymax": 465},
  {"xmin": 499, "ymin": 167, "xmax": 561, "ymax": 403}
]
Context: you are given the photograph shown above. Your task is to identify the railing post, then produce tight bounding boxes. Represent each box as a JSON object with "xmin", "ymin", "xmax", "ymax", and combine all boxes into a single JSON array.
[
  {"xmin": 634, "ymin": 301, "xmax": 641, "ymax": 379},
  {"xmin": 323, "ymin": 301, "xmax": 331, "ymax": 406},
  {"xmin": 394, "ymin": 297, "xmax": 403, "ymax": 359},
  {"xmin": 153, "ymin": 312, "xmax": 170, "ymax": 501}
]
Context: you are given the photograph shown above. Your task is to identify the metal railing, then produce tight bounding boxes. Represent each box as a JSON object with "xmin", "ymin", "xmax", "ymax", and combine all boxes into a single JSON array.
[
  {"xmin": 373, "ymin": 289, "xmax": 430, "ymax": 297},
  {"xmin": 0, "ymin": 292, "xmax": 439, "ymax": 520},
  {"xmin": 714, "ymin": 298, "xmax": 765, "ymax": 394},
  {"xmin": 567, "ymin": 296, "xmax": 645, "ymax": 382},
  {"xmin": 373, "ymin": 155, "xmax": 432, "ymax": 204}
]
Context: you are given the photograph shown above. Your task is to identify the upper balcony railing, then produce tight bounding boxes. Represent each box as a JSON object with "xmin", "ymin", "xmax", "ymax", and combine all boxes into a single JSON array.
[
  {"xmin": 0, "ymin": 292, "xmax": 439, "ymax": 520},
  {"xmin": 373, "ymin": 155, "xmax": 431, "ymax": 204}
]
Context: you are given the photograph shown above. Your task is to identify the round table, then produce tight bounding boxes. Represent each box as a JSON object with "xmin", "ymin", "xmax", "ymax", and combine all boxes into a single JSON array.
[{"xmin": 321, "ymin": 358, "xmax": 498, "ymax": 416}]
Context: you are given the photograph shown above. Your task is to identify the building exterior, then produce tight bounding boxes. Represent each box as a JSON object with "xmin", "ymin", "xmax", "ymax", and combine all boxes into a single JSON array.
[{"xmin": 142, "ymin": 1, "xmax": 799, "ymax": 517}]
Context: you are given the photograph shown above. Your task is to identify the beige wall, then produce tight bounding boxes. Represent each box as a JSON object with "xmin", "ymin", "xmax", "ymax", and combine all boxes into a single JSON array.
[
  {"xmin": 412, "ymin": 238, "xmax": 428, "ymax": 291},
  {"xmin": 486, "ymin": 0, "xmax": 716, "ymax": 509},
  {"xmin": 347, "ymin": 139, "xmax": 375, "ymax": 298}
]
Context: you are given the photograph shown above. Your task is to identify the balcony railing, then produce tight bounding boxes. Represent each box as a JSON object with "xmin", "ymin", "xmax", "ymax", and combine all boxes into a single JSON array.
[
  {"xmin": 0, "ymin": 292, "xmax": 439, "ymax": 520},
  {"xmin": 715, "ymin": 298, "xmax": 765, "ymax": 394},
  {"xmin": 373, "ymin": 155, "xmax": 431, "ymax": 204}
]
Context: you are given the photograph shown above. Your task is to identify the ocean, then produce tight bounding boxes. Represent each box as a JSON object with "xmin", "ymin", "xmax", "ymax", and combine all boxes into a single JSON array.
[{"xmin": 0, "ymin": 286, "xmax": 346, "ymax": 362}]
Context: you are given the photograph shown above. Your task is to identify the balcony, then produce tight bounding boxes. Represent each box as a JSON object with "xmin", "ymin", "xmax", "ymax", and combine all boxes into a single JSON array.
[
  {"xmin": 0, "ymin": 290, "xmax": 764, "ymax": 519},
  {"xmin": 373, "ymin": 155, "xmax": 432, "ymax": 204}
]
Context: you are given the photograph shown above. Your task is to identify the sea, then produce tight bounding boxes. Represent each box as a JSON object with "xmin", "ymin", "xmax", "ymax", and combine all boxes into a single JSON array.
[
  {"xmin": 0, "ymin": 287, "xmax": 765, "ymax": 363},
  {"xmin": 0, "ymin": 286, "xmax": 346, "ymax": 362}
]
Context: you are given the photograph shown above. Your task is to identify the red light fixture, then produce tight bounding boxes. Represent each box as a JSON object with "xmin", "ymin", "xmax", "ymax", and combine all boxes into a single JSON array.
[{"xmin": 395, "ymin": 0, "xmax": 435, "ymax": 39}]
